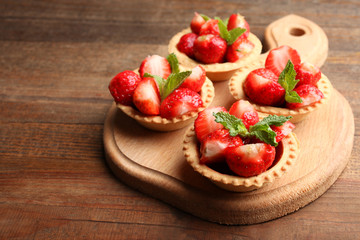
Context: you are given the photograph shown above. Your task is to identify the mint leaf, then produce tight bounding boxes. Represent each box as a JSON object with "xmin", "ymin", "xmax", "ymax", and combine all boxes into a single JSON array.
[
  {"xmin": 161, "ymin": 71, "xmax": 191, "ymax": 100},
  {"xmin": 255, "ymin": 115, "xmax": 292, "ymax": 127},
  {"xmin": 143, "ymin": 73, "xmax": 166, "ymax": 93},
  {"xmin": 250, "ymin": 124, "xmax": 278, "ymax": 147},
  {"xmin": 278, "ymin": 60, "xmax": 302, "ymax": 103},
  {"xmin": 228, "ymin": 28, "xmax": 246, "ymax": 45},
  {"xmin": 167, "ymin": 53, "xmax": 180, "ymax": 74},
  {"xmin": 213, "ymin": 112, "xmax": 249, "ymax": 137},
  {"xmin": 215, "ymin": 17, "xmax": 231, "ymax": 43},
  {"xmin": 200, "ymin": 14, "xmax": 211, "ymax": 21},
  {"xmin": 223, "ymin": 17, "xmax": 229, "ymax": 26}
]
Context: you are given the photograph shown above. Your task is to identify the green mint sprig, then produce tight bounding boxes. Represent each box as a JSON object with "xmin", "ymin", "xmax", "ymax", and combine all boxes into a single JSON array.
[
  {"xmin": 215, "ymin": 17, "xmax": 246, "ymax": 45},
  {"xmin": 278, "ymin": 60, "xmax": 302, "ymax": 103},
  {"xmin": 200, "ymin": 14, "xmax": 211, "ymax": 21}
]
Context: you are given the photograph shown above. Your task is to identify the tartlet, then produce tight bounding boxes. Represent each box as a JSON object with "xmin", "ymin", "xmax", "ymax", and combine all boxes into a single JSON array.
[
  {"xmin": 168, "ymin": 28, "xmax": 262, "ymax": 82},
  {"xmin": 229, "ymin": 59, "xmax": 333, "ymax": 123},
  {"xmin": 183, "ymin": 125, "xmax": 299, "ymax": 192}
]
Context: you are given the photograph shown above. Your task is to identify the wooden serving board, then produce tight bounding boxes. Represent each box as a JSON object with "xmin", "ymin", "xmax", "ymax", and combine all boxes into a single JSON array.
[{"xmin": 103, "ymin": 15, "xmax": 354, "ymax": 225}]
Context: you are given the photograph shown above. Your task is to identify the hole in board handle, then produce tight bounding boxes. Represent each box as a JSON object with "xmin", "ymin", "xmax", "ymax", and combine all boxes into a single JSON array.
[{"xmin": 289, "ymin": 28, "xmax": 306, "ymax": 36}]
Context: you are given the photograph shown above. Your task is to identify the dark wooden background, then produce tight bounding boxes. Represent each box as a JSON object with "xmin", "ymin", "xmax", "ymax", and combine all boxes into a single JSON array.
[{"xmin": 1, "ymin": 0, "xmax": 359, "ymax": 239}]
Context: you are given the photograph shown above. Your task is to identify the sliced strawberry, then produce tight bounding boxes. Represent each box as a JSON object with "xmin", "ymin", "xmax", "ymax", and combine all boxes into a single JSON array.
[
  {"xmin": 190, "ymin": 12, "xmax": 206, "ymax": 34},
  {"xmin": 177, "ymin": 32, "xmax": 197, "ymax": 59},
  {"xmin": 193, "ymin": 34, "xmax": 227, "ymax": 64},
  {"xmin": 295, "ymin": 62, "xmax": 321, "ymax": 86},
  {"xmin": 227, "ymin": 13, "xmax": 250, "ymax": 39},
  {"xmin": 200, "ymin": 129, "xmax": 243, "ymax": 165},
  {"xmin": 244, "ymin": 68, "xmax": 285, "ymax": 106},
  {"xmin": 160, "ymin": 88, "xmax": 203, "ymax": 119},
  {"xmin": 225, "ymin": 143, "xmax": 276, "ymax": 177},
  {"xmin": 133, "ymin": 78, "xmax": 161, "ymax": 115},
  {"xmin": 286, "ymin": 84, "xmax": 324, "ymax": 109},
  {"xmin": 265, "ymin": 45, "xmax": 301, "ymax": 76},
  {"xmin": 271, "ymin": 121, "xmax": 295, "ymax": 142},
  {"xmin": 179, "ymin": 65, "xmax": 206, "ymax": 92},
  {"xmin": 199, "ymin": 19, "xmax": 220, "ymax": 36},
  {"xmin": 139, "ymin": 55, "xmax": 171, "ymax": 79},
  {"xmin": 229, "ymin": 100, "xmax": 259, "ymax": 129},
  {"xmin": 194, "ymin": 106, "xmax": 227, "ymax": 142},
  {"xmin": 226, "ymin": 37, "xmax": 254, "ymax": 63},
  {"xmin": 108, "ymin": 70, "xmax": 141, "ymax": 106}
]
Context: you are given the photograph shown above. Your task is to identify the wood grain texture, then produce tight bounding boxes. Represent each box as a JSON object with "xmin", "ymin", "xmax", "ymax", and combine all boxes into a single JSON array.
[{"xmin": 0, "ymin": 0, "xmax": 359, "ymax": 239}]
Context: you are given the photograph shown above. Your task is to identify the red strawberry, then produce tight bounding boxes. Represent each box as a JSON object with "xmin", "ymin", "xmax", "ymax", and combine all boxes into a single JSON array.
[
  {"xmin": 193, "ymin": 34, "xmax": 227, "ymax": 64},
  {"xmin": 190, "ymin": 12, "xmax": 206, "ymax": 34},
  {"xmin": 265, "ymin": 45, "xmax": 301, "ymax": 76},
  {"xmin": 177, "ymin": 33, "xmax": 197, "ymax": 59},
  {"xmin": 227, "ymin": 13, "xmax": 250, "ymax": 39},
  {"xmin": 295, "ymin": 62, "xmax": 321, "ymax": 86},
  {"xmin": 139, "ymin": 55, "xmax": 171, "ymax": 79},
  {"xmin": 286, "ymin": 84, "xmax": 324, "ymax": 109},
  {"xmin": 225, "ymin": 143, "xmax": 276, "ymax": 177},
  {"xmin": 179, "ymin": 65, "xmax": 206, "ymax": 92},
  {"xmin": 160, "ymin": 88, "xmax": 203, "ymax": 119},
  {"xmin": 108, "ymin": 70, "xmax": 141, "ymax": 105},
  {"xmin": 133, "ymin": 78, "xmax": 160, "ymax": 115},
  {"xmin": 271, "ymin": 121, "xmax": 295, "ymax": 142},
  {"xmin": 200, "ymin": 129, "xmax": 243, "ymax": 164},
  {"xmin": 229, "ymin": 100, "xmax": 259, "ymax": 129},
  {"xmin": 226, "ymin": 37, "xmax": 254, "ymax": 63},
  {"xmin": 244, "ymin": 68, "xmax": 285, "ymax": 106},
  {"xmin": 199, "ymin": 19, "xmax": 220, "ymax": 36},
  {"xmin": 194, "ymin": 106, "xmax": 227, "ymax": 142}
]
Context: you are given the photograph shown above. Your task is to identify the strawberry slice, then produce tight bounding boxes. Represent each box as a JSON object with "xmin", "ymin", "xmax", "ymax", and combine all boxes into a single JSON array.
[
  {"xmin": 225, "ymin": 143, "xmax": 276, "ymax": 177},
  {"xmin": 200, "ymin": 129, "xmax": 243, "ymax": 165},
  {"xmin": 265, "ymin": 45, "xmax": 301, "ymax": 76},
  {"xmin": 160, "ymin": 88, "xmax": 203, "ymax": 119},
  {"xmin": 227, "ymin": 13, "xmax": 250, "ymax": 39},
  {"xmin": 229, "ymin": 100, "xmax": 259, "ymax": 129},
  {"xmin": 286, "ymin": 84, "xmax": 324, "ymax": 109},
  {"xmin": 244, "ymin": 68, "xmax": 285, "ymax": 106},
  {"xmin": 179, "ymin": 65, "xmax": 206, "ymax": 92},
  {"xmin": 199, "ymin": 19, "xmax": 220, "ymax": 36},
  {"xmin": 193, "ymin": 34, "xmax": 227, "ymax": 64},
  {"xmin": 194, "ymin": 106, "xmax": 227, "ymax": 142},
  {"xmin": 177, "ymin": 33, "xmax": 197, "ymax": 59},
  {"xmin": 226, "ymin": 37, "xmax": 254, "ymax": 63},
  {"xmin": 139, "ymin": 55, "xmax": 171, "ymax": 80},
  {"xmin": 108, "ymin": 70, "xmax": 141, "ymax": 106},
  {"xmin": 190, "ymin": 12, "xmax": 206, "ymax": 34},
  {"xmin": 295, "ymin": 62, "xmax": 321, "ymax": 86},
  {"xmin": 133, "ymin": 78, "xmax": 161, "ymax": 115},
  {"xmin": 271, "ymin": 121, "xmax": 295, "ymax": 142}
]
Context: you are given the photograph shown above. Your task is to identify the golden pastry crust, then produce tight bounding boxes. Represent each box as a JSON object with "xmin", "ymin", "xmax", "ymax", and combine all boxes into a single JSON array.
[
  {"xmin": 183, "ymin": 126, "xmax": 299, "ymax": 192},
  {"xmin": 228, "ymin": 59, "xmax": 333, "ymax": 123},
  {"xmin": 168, "ymin": 28, "xmax": 262, "ymax": 82}
]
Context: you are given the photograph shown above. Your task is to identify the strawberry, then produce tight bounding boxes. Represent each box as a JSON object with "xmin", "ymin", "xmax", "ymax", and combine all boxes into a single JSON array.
[
  {"xmin": 271, "ymin": 121, "xmax": 295, "ymax": 142},
  {"xmin": 265, "ymin": 45, "xmax": 301, "ymax": 76},
  {"xmin": 295, "ymin": 62, "xmax": 321, "ymax": 86},
  {"xmin": 200, "ymin": 129, "xmax": 243, "ymax": 164},
  {"xmin": 193, "ymin": 34, "xmax": 227, "ymax": 64},
  {"xmin": 229, "ymin": 100, "xmax": 259, "ymax": 129},
  {"xmin": 133, "ymin": 78, "xmax": 161, "ymax": 115},
  {"xmin": 160, "ymin": 88, "xmax": 203, "ymax": 119},
  {"xmin": 108, "ymin": 70, "xmax": 141, "ymax": 106},
  {"xmin": 177, "ymin": 33, "xmax": 197, "ymax": 59},
  {"xmin": 179, "ymin": 65, "xmax": 206, "ymax": 92},
  {"xmin": 199, "ymin": 19, "xmax": 220, "ymax": 36},
  {"xmin": 194, "ymin": 106, "xmax": 227, "ymax": 142},
  {"xmin": 226, "ymin": 37, "xmax": 254, "ymax": 63},
  {"xmin": 244, "ymin": 68, "xmax": 285, "ymax": 106},
  {"xmin": 227, "ymin": 13, "xmax": 250, "ymax": 39},
  {"xmin": 190, "ymin": 12, "xmax": 206, "ymax": 34},
  {"xmin": 286, "ymin": 84, "xmax": 324, "ymax": 109},
  {"xmin": 139, "ymin": 55, "xmax": 172, "ymax": 80},
  {"xmin": 225, "ymin": 143, "xmax": 276, "ymax": 177}
]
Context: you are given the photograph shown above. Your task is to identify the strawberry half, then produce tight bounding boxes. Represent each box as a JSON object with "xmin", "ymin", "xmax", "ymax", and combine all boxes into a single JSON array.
[
  {"xmin": 193, "ymin": 34, "xmax": 227, "ymax": 64},
  {"xmin": 227, "ymin": 13, "xmax": 250, "ymax": 39},
  {"xmin": 295, "ymin": 62, "xmax": 322, "ymax": 86},
  {"xmin": 200, "ymin": 129, "xmax": 243, "ymax": 165},
  {"xmin": 133, "ymin": 78, "xmax": 161, "ymax": 115},
  {"xmin": 199, "ymin": 19, "xmax": 220, "ymax": 36},
  {"xmin": 108, "ymin": 70, "xmax": 141, "ymax": 106},
  {"xmin": 179, "ymin": 65, "xmax": 206, "ymax": 92},
  {"xmin": 225, "ymin": 143, "xmax": 276, "ymax": 177},
  {"xmin": 160, "ymin": 88, "xmax": 203, "ymax": 119},
  {"xmin": 229, "ymin": 100, "xmax": 259, "ymax": 129},
  {"xmin": 244, "ymin": 68, "xmax": 285, "ymax": 106},
  {"xmin": 139, "ymin": 55, "xmax": 172, "ymax": 79},
  {"xmin": 286, "ymin": 84, "xmax": 324, "ymax": 109},
  {"xmin": 190, "ymin": 12, "xmax": 206, "ymax": 34},
  {"xmin": 177, "ymin": 32, "xmax": 197, "ymax": 59},
  {"xmin": 194, "ymin": 106, "xmax": 227, "ymax": 142},
  {"xmin": 265, "ymin": 45, "xmax": 301, "ymax": 76},
  {"xmin": 226, "ymin": 37, "xmax": 254, "ymax": 63},
  {"xmin": 271, "ymin": 121, "xmax": 295, "ymax": 142}
]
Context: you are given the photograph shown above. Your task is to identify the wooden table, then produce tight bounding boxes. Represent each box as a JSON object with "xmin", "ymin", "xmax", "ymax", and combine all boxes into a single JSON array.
[{"xmin": 1, "ymin": 1, "xmax": 359, "ymax": 239}]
